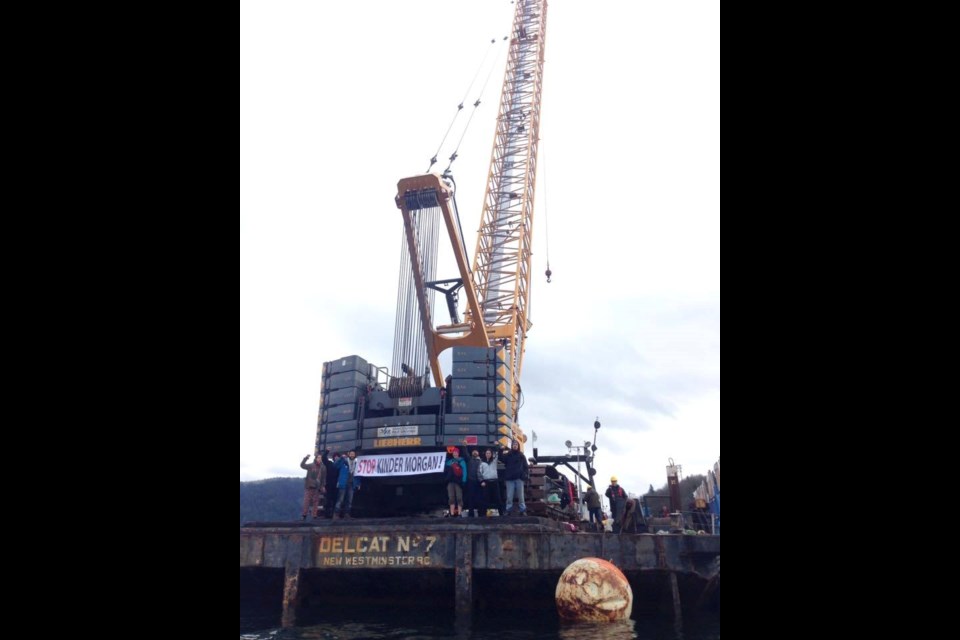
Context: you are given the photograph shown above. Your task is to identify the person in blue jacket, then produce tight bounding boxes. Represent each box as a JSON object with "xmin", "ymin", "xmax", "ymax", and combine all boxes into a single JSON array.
[{"xmin": 334, "ymin": 450, "xmax": 361, "ymax": 519}]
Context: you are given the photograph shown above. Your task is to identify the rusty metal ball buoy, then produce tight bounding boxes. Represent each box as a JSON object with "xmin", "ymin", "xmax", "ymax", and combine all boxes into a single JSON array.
[{"xmin": 556, "ymin": 558, "xmax": 633, "ymax": 622}]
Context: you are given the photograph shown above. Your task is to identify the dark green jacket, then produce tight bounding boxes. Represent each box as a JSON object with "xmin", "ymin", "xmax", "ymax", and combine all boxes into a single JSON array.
[
  {"xmin": 584, "ymin": 488, "xmax": 602, "ymax": 510},
  {"xmin": 301, "ymin": 457, "xmax": 327, "ymax": 489}
]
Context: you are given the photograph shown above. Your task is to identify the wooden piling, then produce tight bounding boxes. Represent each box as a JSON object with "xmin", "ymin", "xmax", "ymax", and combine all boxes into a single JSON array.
[
  {"xmin": 455, "ymin": 533, "xmax": 474, "ymax": 616},
  {"xmin": 670, "ymin": 571, "xmax": 683, "ymax": 624},
  {"xmin": 282, "ymin": 567, "xmax": 302, "ymax": 628}
]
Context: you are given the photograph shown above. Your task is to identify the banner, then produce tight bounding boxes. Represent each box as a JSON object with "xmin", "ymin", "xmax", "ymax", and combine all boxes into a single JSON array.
[{"xmin": 355, "ymin": 452, "xmax": 447, "ymax": 478}]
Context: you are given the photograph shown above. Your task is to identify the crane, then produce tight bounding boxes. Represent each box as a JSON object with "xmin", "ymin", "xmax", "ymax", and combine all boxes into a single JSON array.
[
  {"xmin": 395, "ymin": 0, "xmax": 548, "ymax": 447},
  {"xmin": 314, "ymin": 0, "xmax": 549, "ymax": 515}
]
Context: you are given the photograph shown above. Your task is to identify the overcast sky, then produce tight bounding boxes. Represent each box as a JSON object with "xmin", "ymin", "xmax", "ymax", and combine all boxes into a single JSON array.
[{"xmin": 240, "ymin": 0, "xmax": 720, "ymax": 498}]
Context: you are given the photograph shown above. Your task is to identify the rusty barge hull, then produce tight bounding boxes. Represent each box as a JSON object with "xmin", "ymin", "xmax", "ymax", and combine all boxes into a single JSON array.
[{"xmin": 240, "ymin": 518, "xmax": 720, "ymax": 627}]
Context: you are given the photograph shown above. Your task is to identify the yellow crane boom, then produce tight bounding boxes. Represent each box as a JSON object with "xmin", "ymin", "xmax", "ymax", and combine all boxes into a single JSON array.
[{"xmin": 473, "ymin": 0, "xmax": 548, "ymax": 417}]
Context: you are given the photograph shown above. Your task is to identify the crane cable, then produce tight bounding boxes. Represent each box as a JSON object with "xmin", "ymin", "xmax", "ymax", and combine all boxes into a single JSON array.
[
  {"xmin": 392, "ymin": 193, "xmax": 442, "ymax": 384},
  {"xmin": 542, "ymin": 139, "xmax": 553, "ymax": 283},
  {"xmin": 445, "ymin": 36, "xmax": 509, "ymax": 174},
  {"xmin": 427, "ymin": 38, "xmax": 500, "ymax": 174}
]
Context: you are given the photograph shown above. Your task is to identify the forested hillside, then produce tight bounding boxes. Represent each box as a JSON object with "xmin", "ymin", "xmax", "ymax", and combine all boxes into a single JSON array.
[
  {"xmin": 643, "ymin": 474, "xmax": 707, "ymax": 511},
  {"xmin": 240, "ymin": 478, "xmax": 302, "ymax": 526}
]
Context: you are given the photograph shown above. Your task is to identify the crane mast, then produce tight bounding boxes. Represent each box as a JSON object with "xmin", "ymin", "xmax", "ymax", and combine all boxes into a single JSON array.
[{"xmin": 472, "ymin": 0, "xmax": 548, "ymax": 420}]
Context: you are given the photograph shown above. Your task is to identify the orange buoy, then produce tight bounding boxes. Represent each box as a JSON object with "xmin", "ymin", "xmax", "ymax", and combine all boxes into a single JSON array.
[{"xmin": 556, "ymin": 558, "xmax": 633, "ymax": 622}]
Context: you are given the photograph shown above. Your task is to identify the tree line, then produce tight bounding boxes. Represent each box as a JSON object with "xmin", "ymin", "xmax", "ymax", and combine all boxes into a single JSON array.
[
  {"xmin": 641, "ymin": 474, "xmax": 707, "ymax": 513},
  {"xmin": 240, "ymin": 478, "xmax": 302, "ymax": 526}
]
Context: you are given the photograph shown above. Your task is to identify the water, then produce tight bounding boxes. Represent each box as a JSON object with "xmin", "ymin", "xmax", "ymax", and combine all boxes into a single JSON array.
[{"xmin": 240, "ymin": 605, "xmax": 720, "ymax": 640}]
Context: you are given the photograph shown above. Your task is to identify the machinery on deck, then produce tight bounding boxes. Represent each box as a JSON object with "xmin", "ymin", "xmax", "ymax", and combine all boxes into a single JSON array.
[{"xmin": 315, "ymin": 0, "xmax": 549, "ymax": 516}]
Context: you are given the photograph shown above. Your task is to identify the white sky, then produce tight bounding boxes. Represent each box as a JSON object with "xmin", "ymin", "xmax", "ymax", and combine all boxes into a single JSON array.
[{"xmin": 240, "ymin": 0, "xmax": 720, "ymax": 497}]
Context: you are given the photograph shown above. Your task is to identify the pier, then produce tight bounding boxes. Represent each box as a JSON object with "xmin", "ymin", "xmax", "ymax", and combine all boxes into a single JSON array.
[{"xmin": 239, "ymin": 517, "xmax": 721, "ymax": 627}]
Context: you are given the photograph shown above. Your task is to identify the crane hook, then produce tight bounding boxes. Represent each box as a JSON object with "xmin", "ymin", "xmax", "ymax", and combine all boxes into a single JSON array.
[{"xmin": 545, "ymin": 267, "xmax": 553, "ymax": 284}]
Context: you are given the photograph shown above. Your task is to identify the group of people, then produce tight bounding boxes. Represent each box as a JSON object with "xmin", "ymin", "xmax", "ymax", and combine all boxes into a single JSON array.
[
  {"xmin": 301, "ymin": 441, "xmax": 533, "ymax": 520},
  {"xmin": 582, "ymin": 476, "xmax": 642, "ymax": 533},
  {"xmin": 300, "ymin": 450, "xmax": 362, "ymax": 521},
  {"xmin": 301, "ymin": 447, "xmax": 641, "ymax": 533},
  {"xmin": 444, "ymin": 441, "xmax": 530, "ymax": 517}
]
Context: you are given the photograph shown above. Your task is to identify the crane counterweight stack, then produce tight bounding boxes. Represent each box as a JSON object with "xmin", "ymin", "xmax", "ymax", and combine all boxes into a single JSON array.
[{"xmin": 314, "ymin": 0, "xmax": 549, "ymax": 516}]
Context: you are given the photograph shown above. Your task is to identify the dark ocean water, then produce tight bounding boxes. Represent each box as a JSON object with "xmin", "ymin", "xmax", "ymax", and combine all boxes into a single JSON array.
[{"xmin": 240, "ymin": 605, "xmax": 720, "ymax": 640}]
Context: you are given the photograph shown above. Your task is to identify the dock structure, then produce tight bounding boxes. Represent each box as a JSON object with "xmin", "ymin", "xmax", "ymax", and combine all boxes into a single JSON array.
[{"xmin": 240, "ymin": 517, "xmax": 720, "ymax": 627}]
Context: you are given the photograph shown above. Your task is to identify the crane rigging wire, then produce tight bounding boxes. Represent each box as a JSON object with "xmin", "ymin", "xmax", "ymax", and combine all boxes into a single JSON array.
[
  {"xmin": 427, "ymin": 38, "xmax": 501, "ymax": 174},
  {"xmin": 542, "ymin": 138, "xmax": 552, "ymax": 283},
  {"xmin": 445, "ymin": 37, "xmax": 508, "ymax": 174},
  {"xmin": 392, "ymin": 203, "xmax": 441, "ymax": 386}
]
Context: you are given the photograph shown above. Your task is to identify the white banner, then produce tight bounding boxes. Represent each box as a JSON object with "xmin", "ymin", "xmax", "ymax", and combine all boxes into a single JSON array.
[{"xmin": 355, "ymin": 452, "xmax": 447, "ymax": 478}]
